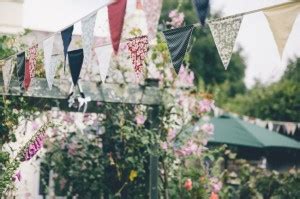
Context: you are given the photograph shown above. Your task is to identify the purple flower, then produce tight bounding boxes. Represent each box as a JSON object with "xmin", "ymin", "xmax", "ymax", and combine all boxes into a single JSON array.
[
  {"xmin": 211, "ymin": 178, "xmax": 223, "ymax": 193},
  {"xmin": 12, "ymin": 171, "xmax": 21, "ymax": 182}
]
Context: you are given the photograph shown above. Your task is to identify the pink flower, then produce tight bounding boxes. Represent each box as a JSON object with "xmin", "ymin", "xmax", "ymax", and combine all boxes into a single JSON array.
[
  {"xmin": 31, "ymin": 121, "xmax": 39, "ymax": 131},
  {"xmin": 178, "ymin": 67, "xmax": 194, "ymax": 86},
  {"xmin": 167, "ymin": 9, "xmax": 185, "ymax": 28},
  {"xmin": 201, "ymin": 123, "xmax": 214, "ymax": 135},
  {"xmin": 211, "ymin": 178, "xmax": 223, "ymax": 193},
  {"xmin": 135, "ymin": 114, "xmax": 146, "ymax": 125},
  {"xmin": 12, "ymin": 171, "xmax": 21, "ymax": 182},
  {"xmin": 160, "ymin": 142, "xmax": 168, "ymax": 151},
  {"xmin": 176, "ymin": 140, "xmax": 199, "ymax": 157},
  {"xmin": 198, "ymin": 99, "xmax": 215, "ymax": 113},
  {"xmin": 184, "ymin": 178, "xmax": 193, "ymax": 191}
]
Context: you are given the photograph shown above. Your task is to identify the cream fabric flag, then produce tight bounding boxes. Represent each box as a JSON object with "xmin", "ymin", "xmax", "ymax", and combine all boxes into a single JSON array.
[
  {"xmin": 2, "ymin": 58, "xmax": 14, "ymax": 93},
  {"xmin": 81, "ymin": 13, "xmax": 97, "ymax": 69},
  {"xmin": 264, "ymin": 2, "xmax": 300, "ymax": 58},
  {"xmin": 43, "ymin": 35, "xmax": 55, "ymax": 89},
  {"xmin": 208, "ymin": 14, "xmax": 243, "ymax": 70},
  {"xmin": 95, "ymin": 45, "xmax": 113, "ymax": 83}
]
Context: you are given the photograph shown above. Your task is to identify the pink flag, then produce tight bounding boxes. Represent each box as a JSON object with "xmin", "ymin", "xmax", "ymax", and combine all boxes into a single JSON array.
[
  {"xmin": 24, "ymin": 44, "xmax": 38, "ymax": 90},
  {"xmin": 127, "ymin": 35, "xmax": 149, "ymax": 77},
  {"xmin": 108, "ymin": 0, "xmax": 127, "ymax": 54}
]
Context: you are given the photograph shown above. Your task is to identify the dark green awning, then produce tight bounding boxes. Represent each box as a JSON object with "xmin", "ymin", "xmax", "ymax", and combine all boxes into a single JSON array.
[{"xmin": 209, "ymin": 115, "xmax": 300, "ymax": 149}]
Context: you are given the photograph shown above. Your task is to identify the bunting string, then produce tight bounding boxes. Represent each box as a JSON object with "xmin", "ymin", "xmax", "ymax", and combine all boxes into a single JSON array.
[{"xmin": 0, "ymin": 1, "xmax": 295, "ymax": 62}]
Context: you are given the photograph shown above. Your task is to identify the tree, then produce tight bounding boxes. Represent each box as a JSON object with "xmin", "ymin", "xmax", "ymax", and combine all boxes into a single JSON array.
[{"xmin": 226, "ymin": 58, "xmax": 300, "ymax": 122}]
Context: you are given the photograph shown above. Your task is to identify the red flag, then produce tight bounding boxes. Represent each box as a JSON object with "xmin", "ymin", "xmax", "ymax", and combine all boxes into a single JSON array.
[
  {"xmin": 108, "ymin": 0, "xmax": 127, "ymax": 54},
  {"xmin": 24, "ymin": 44, "xmax": 38, "ymax": 90},
  {"xmin": 127, "ymin": 35, "xmax": 149, "ymax": 77}
]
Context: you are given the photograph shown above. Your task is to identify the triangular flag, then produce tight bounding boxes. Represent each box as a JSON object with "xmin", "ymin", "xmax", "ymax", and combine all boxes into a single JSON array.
[
  {"xmin": 208, "ymin": 15, "xmax": 243, "ymax": 70},
  {"xmin": 108, "ymin": 0, "xmax": 127, "ymax": 54},
  {"xmin": 2, "ymin": 58, "xmax": 14, "ymax": 93},
  {"xmin": 61, "ymin": 25, "xmax": 74, "ymax": 70},
  {"xmin": 16, "ymin": 52, "xmax": 25, "ymax": 89},
  {"xmin": 24, "ymin": 44, "xmax": 38, "ymax": 90},
  {"xmin": 43, "ymin": 35, "xmax": 55, "ymax": 89},
  {"xmin": 193, "ymin": 0, "xmax": 210, "ymax": 26},
  {"xmin": 163, "ymin": 25, "xmax": 194, "ymax": 74},
  {"xmin": 95, "ymin": 45, "xmax": 113, "ymax": 83},
  {"xmin": 68, "ymin": 49, "xmax": 84, "ymax": 86},
  {"xmin": 263, "ymin": 2, "xmax": 300, "ymax": 58},
  {"xmin": 144, "ymin": 0, "xmax": 163, "ymax": 40},
  {"xmin": 81, "ymin": 13, "xmax": 97, "ymax": 69},
  {"xmin": 127, "ymin": 35, "xmax": 149, "ymax": 77}
]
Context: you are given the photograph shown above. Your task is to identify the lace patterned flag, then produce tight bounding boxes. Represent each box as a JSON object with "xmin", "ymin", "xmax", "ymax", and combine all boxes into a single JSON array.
[
  {"xmin": 263, "ymin": 2, "xmax": 300, "ymax": 58},
  {"xmin": 127, "ymin": 35, "xmax": 149, "ymax": 77},
  {"xmin": 68, "ymin": 49, "xmax": 84, "ymax": 86},
  {"xmin": 81, "ymin": 13, "xmax": 97, "ymax": 69},
  {"xmin": 208, "ymin": 15, "xmax": 243, "ymax": 70},
  {"xmin": 2, "ymin": 58, "xmax": 14, "ymax": 93},
  {"xmin": 43, "ymin": 35, "xmax": 55, "ymax": 89},
  {"xmin": 163, "ymin": 25, "xmax": 194, "ymax": 74},
  {"xmin": 144, "ymin": 0, "xmax": 163, "ymax": 40},
  {"xmin": 95, "ymin": 45, "xmax": 113, "ymax": 83},
  {"xmin": 24, "ymin": 44, "xmax": 38, "ymax": 90},
  {"xmin": 16, "ymin": 52, "xmax": 25, "ymax": 90}
]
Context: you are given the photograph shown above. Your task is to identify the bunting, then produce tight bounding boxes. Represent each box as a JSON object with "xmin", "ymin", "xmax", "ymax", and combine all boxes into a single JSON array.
[
  {"xmin": 61, "ymin": 25, "xmax": 74, "ymax": 70},
  {"xmin": 16, "ymin": 52, "xmax": 25, "ymax": 90},
  {"xmin": 81, "ymin": 13, "xmax": 97, "ymax": 69},
  {"xmin": 163, "ymin": 25, "xmax": 194, "ymax": 74},
  {"xmin": 24, "ymin": 44, "xmax": 38, "ymax": 90},
  {"xmin": 193, "ymin": 0, "xmax": 210, "ymax": 26},
  {"xmin": 46, "ymin": 54, "xmax": 60, "ymax": 90},
  {"xmin": 43, "ymin": 35, "xmax": 55, "ymax": 89},
  {"xmin": 95, "ymin": 45, "xmax": 113, "ymax": 83},
  {"xmin": 263, "ymin": 2, "xmax": 300, "ymax": 58},
  {"xmin": 208, "ymin": 15, "xmax": 243, "ymax": 70},
  {"xmin": 68, "ymin": 49, "xmax": 84, "ymax": 86},
  {"xmin": 144, "ymin": 0, "xmax": 163, "ymax": 40},
  {"xmin": 127, "ymin": 35, "xmax": 149, "ymax": 77},
  {"xmin": 2, "ymin": 59, "xmax": 14, "ymax": 93},
  {"xmin": 108, "ymin": 0, "xmax": 127, "ymax": 54}
]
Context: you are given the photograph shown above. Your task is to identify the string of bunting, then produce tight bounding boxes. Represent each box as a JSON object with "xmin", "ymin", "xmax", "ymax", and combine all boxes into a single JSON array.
[{"xmin": 1, "ymin": 1, "xmax": 299, "ymax": 106}]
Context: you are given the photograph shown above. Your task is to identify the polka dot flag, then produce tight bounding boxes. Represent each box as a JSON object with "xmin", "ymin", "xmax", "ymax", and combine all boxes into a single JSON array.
[{"xmin": 163, "ymin": 25, "xmax": 194, "ymax": 74}]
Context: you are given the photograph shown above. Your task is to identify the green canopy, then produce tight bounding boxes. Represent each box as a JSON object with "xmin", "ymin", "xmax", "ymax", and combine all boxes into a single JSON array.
[{"xmin": 209, "ymin": 115, "xmax": 300, "ymax": 149}]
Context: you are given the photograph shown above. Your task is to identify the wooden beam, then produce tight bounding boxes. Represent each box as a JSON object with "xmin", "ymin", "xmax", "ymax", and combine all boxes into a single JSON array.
[{"xmin": 0, "ymin": 78, "xmax": 162, "ymax": 105}]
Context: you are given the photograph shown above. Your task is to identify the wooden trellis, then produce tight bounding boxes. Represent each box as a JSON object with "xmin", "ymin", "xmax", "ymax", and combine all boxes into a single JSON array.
[{"xmin": 0, "ymin": 75, "xmax": 161, "ymax": 199}]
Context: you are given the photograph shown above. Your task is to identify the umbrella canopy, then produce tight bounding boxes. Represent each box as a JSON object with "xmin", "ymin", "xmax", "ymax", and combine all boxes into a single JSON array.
[{"xmin": 209, "ymin": 115, "xmax": 300, "ymax": 149}]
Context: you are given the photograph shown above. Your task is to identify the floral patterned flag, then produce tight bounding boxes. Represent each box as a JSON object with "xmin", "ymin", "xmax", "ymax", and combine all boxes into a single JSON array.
[
  {"xmin": 16, "ymin": 52, "xmax": 25, "ymax": 90},
  {"xmin": 81, "ymin": 13, "xmax": 97, "ymax": 69},
  {"xmin": 43, "ymin": 35, "xmax": 55, "ymax": 89},
  {"xmin": 108, "ymin": 0, "xmax": 127, "ymax": 54},
  {"xmin": 144, "ymin": 0, "xmax": 163, "ymax": 40},
  {"xmin": 68, "ymin": 49, "xmax": 84, "ymax": 86},
  {"xmin": 95, "ymin": 45, "xmax": 113, "ymax": 83},
  {"xmin": 24, "ymin": 44, "xmax": 38, "ymax": 90},
  {"xmin": 2, "ymin": 58, "xmax": 15, "ymax": 93},
  {"xmin": 208, "ymin": 14, "xmax": 243, "ymax": 70},
  {"xmin": 163, "ymin": 25, "xmax": 194, "ymax": 74},
  {"xmin": 263, "ymin": 2, "xmax": 300, "ymax": 58},
  {"xmin": 127, "ymin": 35, "xmax": 149, "ymax": 77}
]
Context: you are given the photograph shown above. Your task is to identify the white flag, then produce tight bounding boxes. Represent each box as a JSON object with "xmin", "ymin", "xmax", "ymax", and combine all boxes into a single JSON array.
[
  {"xmin": 81, "ymin": 13, "xmax": 97, "ymax": 69},
  {"xmin": 43, "ymin": 35, "xmax": 55, "ymax": 89},
  {"xmin": 264, "ymin": 2, "xmax": 300, "ymax": 58},
  {"xmin": 2, "ymin": 59, "xmax": 14, "ymax": 93},
  {"xmin": 95, "ymin": 45, "xmax": 113, "ymax": 83},
  {"xmin": 208, "ymin": 15, "xmax": 243, "ymax": 70}
]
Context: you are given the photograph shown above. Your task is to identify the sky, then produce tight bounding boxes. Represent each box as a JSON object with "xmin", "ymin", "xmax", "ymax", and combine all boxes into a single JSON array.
[{"xmin": 21, "ymin": 0, "xmax": 300, "ymax": 88}]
